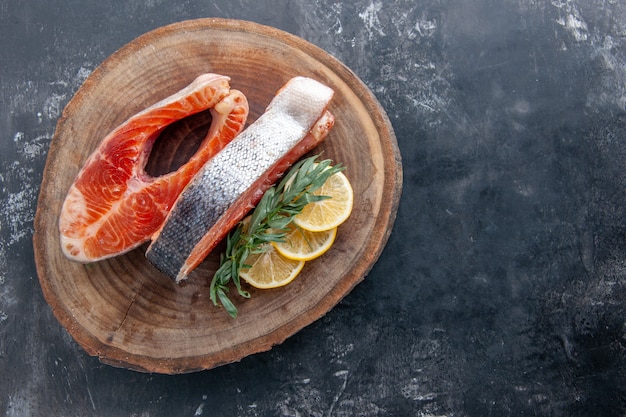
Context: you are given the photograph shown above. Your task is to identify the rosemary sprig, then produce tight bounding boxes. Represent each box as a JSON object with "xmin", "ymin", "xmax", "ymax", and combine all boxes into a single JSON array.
[{"xmin": 209, "ymin": 155, "xmax": 345, "ymax": 318}]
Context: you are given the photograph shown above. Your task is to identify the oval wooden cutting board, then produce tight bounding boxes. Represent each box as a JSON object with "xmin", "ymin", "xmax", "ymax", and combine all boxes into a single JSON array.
[{"xmin": 33, "ymin": 18, "xmax": 402, "ymax": 374}]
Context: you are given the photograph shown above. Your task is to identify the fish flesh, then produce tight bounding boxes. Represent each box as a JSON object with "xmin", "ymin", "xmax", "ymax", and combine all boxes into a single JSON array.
[
  {"xmin": 59, "ymin": 74, "xmax": 249, "ymax": 262},
  {"xmin": 60, "ymin": 74, "xmax": 248, "ymax": 262},
  {"xmin": 146, "ymin": 77, "xmax": 335, "ymax": 282}
]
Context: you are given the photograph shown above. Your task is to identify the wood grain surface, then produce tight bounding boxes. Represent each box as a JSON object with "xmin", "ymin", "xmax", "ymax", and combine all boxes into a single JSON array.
[{"xmin": 33, "ymin": 18, "xmax": 402, "ymax": 374}]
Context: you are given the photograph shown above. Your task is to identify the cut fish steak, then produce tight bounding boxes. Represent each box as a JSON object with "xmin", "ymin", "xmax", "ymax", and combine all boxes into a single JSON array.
[
  {"xmin": 146, "ymin": 76, "xmax": 335, "ymax": 282},
  {"xmin": 59, "ymin": 73, "xmax": 249, "ymax": 262}
]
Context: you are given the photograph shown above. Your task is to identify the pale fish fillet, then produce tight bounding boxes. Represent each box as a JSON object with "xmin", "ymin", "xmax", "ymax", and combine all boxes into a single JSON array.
[
  {"xmin": 59, "ymin": 74, "xmax": 249, "ymax": 262},
  {"xmin": 146, "ymin": 76, "xmax": 335, "ymax": 282}
]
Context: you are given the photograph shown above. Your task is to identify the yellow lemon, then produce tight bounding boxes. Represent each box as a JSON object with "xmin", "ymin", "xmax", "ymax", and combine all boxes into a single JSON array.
[
  {"xmin": 239, "ymin": 244, "xmax": 305, "ymax": 289},
  {"xmin": 272, "ymin": 223, "xmax": 337, "ymax": 261},
  {"xmin": 293, "ymin": 170, "xmax": 353, "ymax": 232}
]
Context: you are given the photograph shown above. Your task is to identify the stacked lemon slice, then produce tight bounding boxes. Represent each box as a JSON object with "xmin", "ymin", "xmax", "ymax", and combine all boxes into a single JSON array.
[{"xmin": 239, "ymin": 170, "xmax": 353, "ymax": 289}]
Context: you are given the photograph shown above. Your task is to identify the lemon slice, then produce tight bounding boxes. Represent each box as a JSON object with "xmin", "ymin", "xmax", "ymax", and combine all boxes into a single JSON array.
[
  {"xmin": 239, "ymin": 244, "xmax": 305, "ymax": 289},
  {"xmin": 293, "ymin": 170, "xmax": 353, "ymax": 232},
  {"xmin": 272, "ymin": 223, "xmax": 337, "ymax": 261}
]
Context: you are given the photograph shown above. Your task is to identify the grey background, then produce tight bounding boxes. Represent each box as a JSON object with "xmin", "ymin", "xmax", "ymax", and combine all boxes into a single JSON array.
[{"xmin": 2, "ymin": 0, "xmax": 626, "ymax": 416}]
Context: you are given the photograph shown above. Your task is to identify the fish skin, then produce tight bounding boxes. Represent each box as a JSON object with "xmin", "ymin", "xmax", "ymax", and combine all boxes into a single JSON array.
[
  {"xmin": 59, "ymin": 74, "xmax": 249, "ymax": 262},
  {"xmin": 146, "ymin": 77, "xmax": 335, "ymax": 282}
]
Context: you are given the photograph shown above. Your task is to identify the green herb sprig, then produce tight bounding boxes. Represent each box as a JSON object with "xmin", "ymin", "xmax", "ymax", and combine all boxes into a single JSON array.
[{"xmin": 209, "ymin": 155, "xmax": 345, "ymax": 318}]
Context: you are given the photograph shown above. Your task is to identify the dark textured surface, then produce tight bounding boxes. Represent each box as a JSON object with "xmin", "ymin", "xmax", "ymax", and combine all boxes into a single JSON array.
[{"xmin": 2, "ymin": 0, "xmax": 626, "ymax": 415}]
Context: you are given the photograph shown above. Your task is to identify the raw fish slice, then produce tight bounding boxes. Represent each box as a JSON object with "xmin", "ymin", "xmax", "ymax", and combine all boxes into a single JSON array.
[
  {"xmin": 146, "ymin": 77, "xmax": 335, "ymax": 282},
  {"xmin": 59, "ymin": 74, "xmax": 249, "ymax": 262}
]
